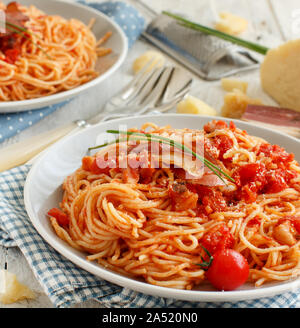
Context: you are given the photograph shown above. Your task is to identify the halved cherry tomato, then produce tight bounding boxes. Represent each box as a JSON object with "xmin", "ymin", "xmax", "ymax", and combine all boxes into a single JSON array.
[
  {"xmin": 205, "ymin": 248, "xmax": 249, "ymax": 291},
  {"xmin": 48, "ymin": 208, "xmax": 69, "ymax": 226}
]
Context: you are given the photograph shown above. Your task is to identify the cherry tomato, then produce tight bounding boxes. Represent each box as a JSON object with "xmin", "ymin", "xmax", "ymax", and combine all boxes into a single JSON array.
[
  {"xmin": 47, "ymin": 208, "xmax": 69, "ymax": 226},
  {"xmin": 206, "ymin": 249, "xmax": 249, "ymax": 291}
]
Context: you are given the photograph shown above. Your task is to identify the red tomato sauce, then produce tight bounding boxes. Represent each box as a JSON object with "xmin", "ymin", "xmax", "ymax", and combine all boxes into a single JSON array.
[
  {"xmin": 203, "ymin": 120, "xmax": 296, "ymax": 204},
  {"xmin": 83, "ymin": 120, "xmax": 297, "ymax": 218}
]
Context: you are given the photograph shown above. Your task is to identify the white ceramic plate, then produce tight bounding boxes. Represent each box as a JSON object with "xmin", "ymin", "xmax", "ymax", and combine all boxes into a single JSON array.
[
  {"xmin": 0, "ymin": 0, "xmax": 128, "ymax": 113},
  {"xmin": 24, "ymin": 114, "xmax": 300, "ymax": 302}
]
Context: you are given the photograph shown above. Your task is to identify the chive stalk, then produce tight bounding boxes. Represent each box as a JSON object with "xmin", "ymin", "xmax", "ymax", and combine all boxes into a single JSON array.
[
  {"xmin": 162, "ymin": 11, "xmax": 269, "ymax": 55},
  {"xmin": 89, "ymin": 130, "xmax": 235, "ymax": 184},
  {"xmin": 1, "ymin": 21, "xmax": 51, "ymax": 59}
]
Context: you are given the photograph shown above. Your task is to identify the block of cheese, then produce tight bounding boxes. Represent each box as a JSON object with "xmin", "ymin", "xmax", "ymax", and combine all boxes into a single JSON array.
[
  {"xmin": 132, "ymin": 50, "xmax": 165, "ymax": 74},
  {"xmin": 260, "ymin": 39, "xmax": 300, "ymax": 112},
  {"xmin": 221, "ymin": 89, "xmax": 263, "ymax": 118},
  {"xmin": 0, "ymin": 270, "xmax": 35, "ymax": 304},
  {"xmin": 215, "ymin": 12, "xmax": 248, "ymax": 36},
  {"xmin": 221, "ymin": 78, "xmax": 248, "ymax": 93},
  {"xmin": 176, "ymin": 95, "xmax": 217, "ymax": 116}
]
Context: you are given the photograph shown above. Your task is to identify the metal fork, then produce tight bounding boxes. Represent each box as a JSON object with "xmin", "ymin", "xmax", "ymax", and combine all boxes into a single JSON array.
[
  {"xmin": 76, "ymin": 62, "xmax": 193, "ymax": 126},
  {"xmin": 0, "ymin": 61, "xmax": 193, "ymax": 171}
]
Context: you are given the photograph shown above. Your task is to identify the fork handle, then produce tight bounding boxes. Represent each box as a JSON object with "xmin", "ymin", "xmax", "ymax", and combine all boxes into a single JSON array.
[{"xmin": 0, "ymin": 122, "xmax": 77, "ymax": 172}]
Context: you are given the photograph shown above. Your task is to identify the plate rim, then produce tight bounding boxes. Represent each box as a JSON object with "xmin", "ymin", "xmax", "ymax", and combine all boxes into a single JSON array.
[
  {"xmin": 0, "ymin": 0, "xmax": 128, "ymax": 113},
  {"xmin": 24, "ymin": 114, "xmax": 300, "ymax": 302}
]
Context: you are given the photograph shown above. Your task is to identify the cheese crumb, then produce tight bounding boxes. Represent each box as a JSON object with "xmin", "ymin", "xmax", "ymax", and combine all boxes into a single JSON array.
[
  {"xmin": 221, "ymin": 89, "xmax": 263, "ymax": 118},
  {"xmin": 215, "ymin": 12, "xmax": 248, "ymax": 36},
  {"xmin": 221, "ymin": 78, "xmax": 248, "ymax": 93},
  {"xmin": 176, "ymin": 95, "xmax": 217, "ymax": 116},
  {"xmin": 0, "ymin": 270, "xmax": 35, "ymax": 304},
  {"xmin": 260, "ymin": 39, "xmax": 300, "ymax": 112},
  {"xmin": 132, "ymin": 50, "xmax": 165, "ymax": 74},
  {"xmin": 138, "ymin": 255, "xmax": 148, "ymax": 261}
]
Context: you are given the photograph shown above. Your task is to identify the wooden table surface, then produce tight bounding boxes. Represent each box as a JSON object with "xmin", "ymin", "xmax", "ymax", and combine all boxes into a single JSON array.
[{"xmin": 0, "ymin": 0, "xmax": 299, "ymax": 308}]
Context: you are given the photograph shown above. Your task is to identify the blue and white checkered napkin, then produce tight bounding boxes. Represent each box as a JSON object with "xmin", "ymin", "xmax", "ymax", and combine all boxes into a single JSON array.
[
  {"xmin": 0, "ymin": 1, "xmax": 145, "ymax": 143},
  {"xmin": 0, "ymin": 165, "xmax": 299, "ymax": 308}
]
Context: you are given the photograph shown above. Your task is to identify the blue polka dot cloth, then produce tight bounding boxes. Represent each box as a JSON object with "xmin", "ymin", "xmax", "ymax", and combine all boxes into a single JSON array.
[{"xmin": 0, "ymin": 1, "xmax": 145, "ymax": 143}]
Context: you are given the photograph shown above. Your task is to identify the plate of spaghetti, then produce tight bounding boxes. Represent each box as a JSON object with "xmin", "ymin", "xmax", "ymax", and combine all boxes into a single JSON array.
[
  {"xmin": 0, "ymin": 0, "xmax": 127, "ymax": 112},
  {"xmin": 24, "ymin": 114, "xmax": 300, "ymax": 302}
]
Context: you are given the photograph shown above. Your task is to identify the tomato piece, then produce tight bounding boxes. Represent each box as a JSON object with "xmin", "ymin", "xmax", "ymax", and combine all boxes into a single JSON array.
[
  {"xmin": 213, "ymin": 135, "xmax": 233, "ymax": 160},
  {"xmin": 90, "ymin": 158, "xmax": 109, "ymax": 174},
  {"xmin": 248, "ymin": 217, "xmax": 260, "ymax": 227},
  {"xmin": 4, "ymin": 48, "xmax": 20, "ymax": 64},
  {"xmin": 204, "ymin": 120, "xmax": 228, "ymax": 133},
  {"xmin": 235, "ymin": 163, "xmax": 267, "ymax": 186},
  {"xmin": 206, "ymin": 249, "xmax": 249, "ymax": 291},
  {"xmin": 82, "ymin": 156, "xmax": 94, "ymax": 171},
  {"xmin": 48, "ymin": 208, "xmax": 69, "ymax": 226},
  {"xmin": 242, "ymin": 182, "xmax": 259, "ymax": 203},
  {"xmin": 292, "ymin": 218, "xmax": 300, "ymax": 234},
  {"xmin": 82, "ymin": 156, "xmax": 115, "ymax": 175},
  {"xmin": 169, "ymin": 181, "xmax": 198, "ymax": 211},
  {"xmin": 95, "ymin": 156, "xmax": 116, "ymax": 174},
  {"xmin": 194, "ymin": 185, "xmax": 227, "ymax": 214},
  {"xmin": 234, "ymin": 162, "xmax": 297, "ymax": 201},
  {"xmin": 173, "ymin": 168, "xmax": 187, "ymax": 180},
  {"xmin": 201, "ymin": 224, "xmax": 234, "ymax": 254},
  {"xmin": 258, "ymin": 143, "xmax": 294, "ymax": 164},
  {"xmin": 233, "ymin": 163, "xmax": 268, "ymax": 202},
  {"xmin": 139, "ymin": 167, "xmax": 155, "ymax": 184},
  {"xmin": 264, "ymin": 169, "xmax": 288, "ymax": 193},
  {"xmin": 229, "ymin": 121, "xmax": 236, "ymax": 130}
]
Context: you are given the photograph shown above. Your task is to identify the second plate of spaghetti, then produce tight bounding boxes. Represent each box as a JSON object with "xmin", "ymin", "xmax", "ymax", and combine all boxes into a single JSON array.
[
  {"xmin": 24, "ymin": 114, "xmax": 300, "ymax": 302},
  {"xmin": 0, "ymin": 0, "xmax": 127, "ymax": 112}
]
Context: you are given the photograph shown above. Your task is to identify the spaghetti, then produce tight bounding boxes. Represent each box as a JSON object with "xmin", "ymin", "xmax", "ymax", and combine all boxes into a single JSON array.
[
  {"xmin": 48, "ymin": 120, "xmax": 300, "ymax": 290},
  {"xmin": 0, "ymin": 2, "xmax": 112, "ymax": 101}
]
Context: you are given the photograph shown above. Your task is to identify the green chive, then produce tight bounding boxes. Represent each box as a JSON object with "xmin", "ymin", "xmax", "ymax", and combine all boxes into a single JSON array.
[
  {"xmin": 3, "ymin": 22, "xmax": 52, "ymax": 60},
  {"xmin": 90, "ymin": 130, "xmax": 235, "ymax": 184},
  {"xmin": 6, "ymin": 21, "xmax": 41, "ymax": 40},
  {"xmin": 162, "ymin": 11, "xmax": 269, "ymax": 56},
  {"xmin": 108, "ymin": 130, "xmax": 235, "ymax": 183}
]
